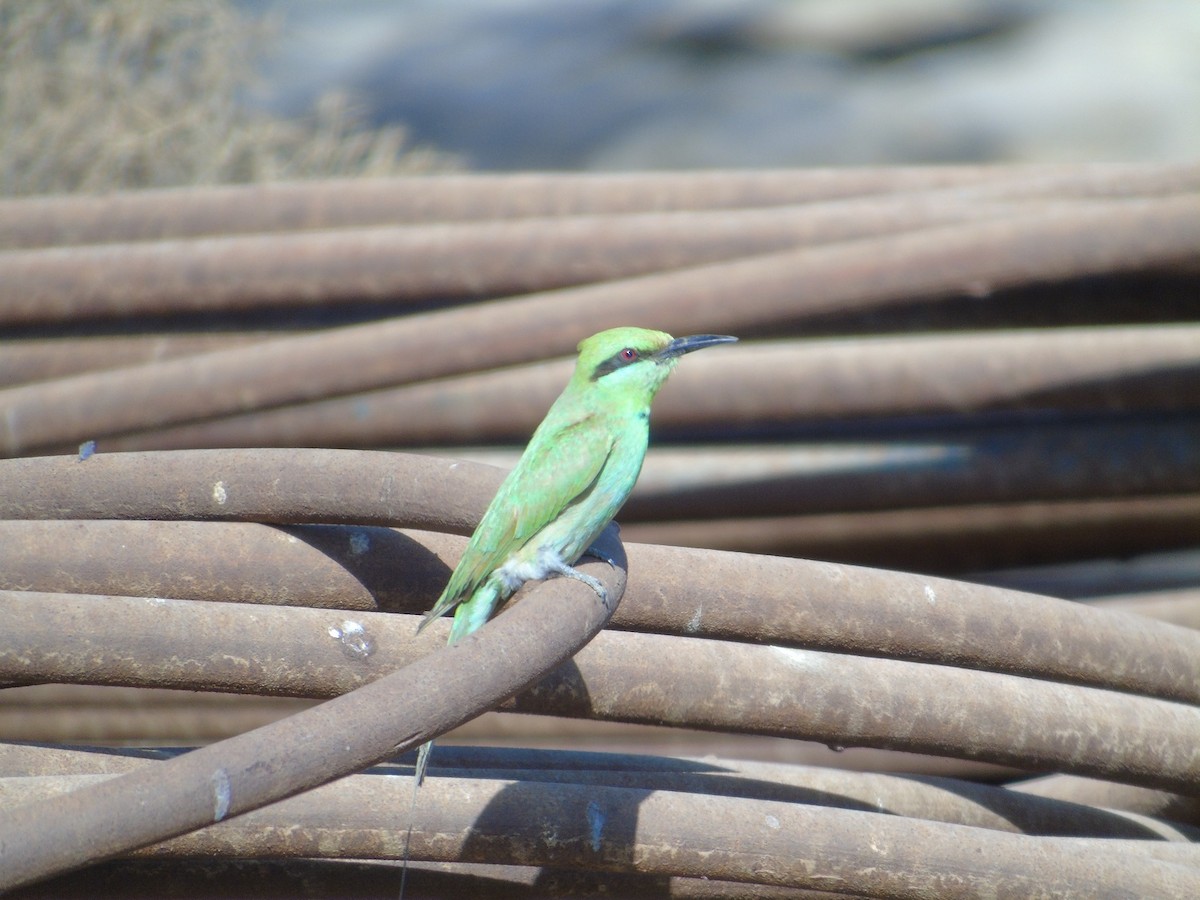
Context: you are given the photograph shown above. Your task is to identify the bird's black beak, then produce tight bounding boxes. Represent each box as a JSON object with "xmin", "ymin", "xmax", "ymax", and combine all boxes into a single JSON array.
[{"xmin": 659, "ymin": 334, "xmax": 738, "ymax": 358}]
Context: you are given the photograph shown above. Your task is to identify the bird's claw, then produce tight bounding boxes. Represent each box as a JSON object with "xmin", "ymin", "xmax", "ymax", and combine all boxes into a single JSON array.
[{"xmin": 557, "ymin": 564, "xmax": 608, "ymax": 604}]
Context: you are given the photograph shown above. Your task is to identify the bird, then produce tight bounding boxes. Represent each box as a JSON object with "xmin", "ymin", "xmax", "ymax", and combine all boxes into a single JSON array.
[{"xmin": 412, "ymin": 326, "xmax": 737, "ymax": 785}]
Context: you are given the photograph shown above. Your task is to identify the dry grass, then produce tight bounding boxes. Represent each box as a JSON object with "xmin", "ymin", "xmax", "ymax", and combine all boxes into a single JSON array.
[{"xmin": 0, "ymin": 0, "xmax": 454, "ymax": 196}]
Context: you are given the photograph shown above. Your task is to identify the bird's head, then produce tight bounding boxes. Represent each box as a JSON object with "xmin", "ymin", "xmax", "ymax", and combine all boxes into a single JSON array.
[{"xmin": 571, "ymin": 326, "xmax": 737, "ymax": 401}]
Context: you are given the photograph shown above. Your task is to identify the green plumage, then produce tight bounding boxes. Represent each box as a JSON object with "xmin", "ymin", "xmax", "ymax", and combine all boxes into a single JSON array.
[{"xmin": 412, "ymin": 326, "xmax": 736, "ymax": 783}]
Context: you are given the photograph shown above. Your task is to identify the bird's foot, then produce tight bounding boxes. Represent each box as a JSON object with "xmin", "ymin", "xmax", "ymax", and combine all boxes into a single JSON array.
[{"xmin": 554, "ymin": 563, "xmax": 609, "ymax": 604}]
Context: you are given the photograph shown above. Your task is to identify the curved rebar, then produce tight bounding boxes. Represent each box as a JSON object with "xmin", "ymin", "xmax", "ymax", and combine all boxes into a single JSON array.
[
  {"xmin": 1, "ymin": 164, "xmax": 1198, "ymax": 898},
  {"xmin": 2, "ymin": 194, "xmax": 1198, "ymax": 455},
  {"xmin": 0, "ymin": 195, "xmax": 1054, "ymax": 324},
  {"xmin": 1012, "ymin": 773, "xmax": 1200, "ymax": 828},
  {"xmin": 625, "ymin": 493, "xmax": 1200, "ymax": 571},
  {"xmin": 92, "ymin": 325, "xmax": 1200, "ymax": 452},
  {"xmin": 5, "ymin": 163, "xmax": 1192, "ymax": 249},
  {"xmin": 3, "ymin": 585, "xmax": 1198, "ymax": 791},
  {"xmin": 2, "ymin": 743, "xmax": 1193, "ymax": 840},
  {"xmin": 0, "ymin": 503, "xmax": 626, "ymax": 890},
  {"xmin": 1, "ymin": 449, "xmax": 1197, "ymax": 704},
  {"xmin": 1, "ymin": 770, "xmax": 1196, "ymax": 898},
  {"xmin": 0, "ymin": 449, "xmax": 499, "ymax": 531}
]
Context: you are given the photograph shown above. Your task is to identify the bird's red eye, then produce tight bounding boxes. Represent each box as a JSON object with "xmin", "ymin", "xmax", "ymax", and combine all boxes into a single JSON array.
[{"xmin": 621, "ymin": 348, "xmax": 637, "ymax": 361}]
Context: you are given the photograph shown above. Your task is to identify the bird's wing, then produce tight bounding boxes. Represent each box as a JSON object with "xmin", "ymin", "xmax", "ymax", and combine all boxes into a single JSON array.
[{"xmin": 431, "ymin": 411, "xmax": 614, "ymax": 616}]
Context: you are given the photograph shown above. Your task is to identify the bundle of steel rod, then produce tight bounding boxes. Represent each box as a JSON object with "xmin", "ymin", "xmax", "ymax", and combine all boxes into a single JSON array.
[{"xmin": 1, "ymin": 166, "xmax": 1199, "ymax": 896}]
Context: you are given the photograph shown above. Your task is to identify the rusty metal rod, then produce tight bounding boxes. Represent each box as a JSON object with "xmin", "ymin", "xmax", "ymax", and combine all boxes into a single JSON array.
[
  {"xmin": 0, "ymin": 193, "xmax": 1078, "ymax": 325},
  {"xmin": 0, "ymin": 696, "xmax": 1013, "ymax": 781},
  {"xmin": 508, "ymin": 632, "xmax": 1200, "ymax": 792},
  {"xmin": 4, "ymin": 271, "xmax": 1195, "ymax": 393},
  {"xmin": 624, "ymin": 422, "xmax": 1200, "ymax": 519},
  {"xmin": 3, "ymin": 769, "xmax": 1199, "ymax": 862},
  {"xmin": 4, "ymin": 771, "xmax": 1195, "ymax": 898},
  {"xmin": 6, "ymin": 171, "xmax": 1198, "ymax": 325},
  {"xmin": 1012, "ymin": 777, "xmax": 1200, "ymax": 830},
  {"xmin": 179, "ymin": 431, "xmax": 1200, "ymax": 526},
  {"xmin": 611, "ymin": 540, "xmax": 1200, "ymax": 704},
  {"xmin": 0, "ymin": 333, "xmax": 285, "ymax": 388},
  {"xmin": 3, "ymin": 744, "xmax": 1190, "ymax": 841},
  {"xmin": 3, "ymin": 194, "xmax": 1198, "ymax": 455},
  {"xmin": 1, "ymin": 500, "xmax": 1197, "ymax": 701},
  {"xmin": 0, "ymin": 857, "xmax": 808, "ymax": 900},
  {"xmin": 4, "ymin": 163, "xmax": 1178, "ymax": 249},
  {"xmin": 625, "ymin": 493, "xmax": 1200, "ymax": 571},
  {"xmin": 3, "ymin": 588, "xmax": 1198, "ymax": 791},
  {"xmin": 2, "ymin": 515, "xmax": 1198, "ymax": 707},
  {"xmin": 108, "ymin": 419, "xmax": 1200, "ymax": 535},
  {"xmin": 636, "ymin": 425, "xmax": 1200, "ymax": 526},
  {"xmin": 0, "ymin": 449, "xmax": 500, "ymax": 532},
  {"xmin": 0, "ymin": 519, "xmax": 444, "ymax": 612},
  {"xmin": 1088, "ymin": 589, "xmax": 1200, "ymax": 630},
  {"xmin": 411, "ymin": 765, "xmax": 1196, "ymax": 841},
  {"xmin": 94, "ymin": 325, "xmax": 1200, "ymax": 451},
  {"xmin": 1013, "ymin": 774, "xmax": 1200, "ymax": 828},
  {"xmin": 0, "ymin": 536, "xmax": 625, "ymax": 889},
  {"xmin": 0, "ymin": 734, "xmax": 1016, "ymax": 782},
  {"xmin": 0, "ymin": 693, "xmax": 312, "ymax": 745},
  {"xmin": 2, "ymin": 448, "xmax": 1197, "ymax": 698},
  {"xmin": 970, "ymin": 548, "xmax": 1200, "ymax": 601}
]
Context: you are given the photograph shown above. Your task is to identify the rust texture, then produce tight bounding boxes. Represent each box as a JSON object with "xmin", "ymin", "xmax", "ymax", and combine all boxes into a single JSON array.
[
  {"xmin": 2, "ymin": 769, "xmax": 1199, "ymax": 898},
  {"xmin": 83, "ymin": 325, "xmax": 1200, "ymax": 451},
  {"xmin": 2, "ymin": 165, "xmax": 1199, "ymax": 896},
  {"xmin": 4, "ymin": 743, "xmax": 1193, "ymax": 839},
  {"xmin": 3, "ymin": 194, "xmax": 1200, "ymax": 455},
  {"xmin": 2, "ymin": 504, "xmax": 1199, "ymax": 705},
  {"xmin": 5, "ymin": 163, "xmax": 1193, "ymax": 249},
  {"xmin": 0, "ymin": 522, "xmax": 625, "ymax": 888},
  {"xmin": 3, "ymin": 585, "xmax": 1199, "ymax": 790}
]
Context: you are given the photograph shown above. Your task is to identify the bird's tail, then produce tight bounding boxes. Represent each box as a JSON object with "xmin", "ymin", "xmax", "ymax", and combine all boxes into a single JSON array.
[
  {"xmin": 398, "ymin": 740, "xmax": 433, "ymax": 900},
  {"xmin": 414, "ymin": 739, "xmax": 433, "ymax": 787},
  {"xmin": 416, "ymin": 593, "xmax": 455, "ymax": 633}
]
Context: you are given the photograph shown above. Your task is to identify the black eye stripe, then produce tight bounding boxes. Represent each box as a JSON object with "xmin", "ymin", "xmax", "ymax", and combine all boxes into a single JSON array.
[{"xmin": 591, "ymin": 347, "xmax": 644, "ymax": 380}]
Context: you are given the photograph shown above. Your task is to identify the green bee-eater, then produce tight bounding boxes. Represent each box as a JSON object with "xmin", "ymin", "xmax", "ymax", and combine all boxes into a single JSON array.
[{"xmin": 413, "ymin": 326, "xmax": 736, "ymax": 784}]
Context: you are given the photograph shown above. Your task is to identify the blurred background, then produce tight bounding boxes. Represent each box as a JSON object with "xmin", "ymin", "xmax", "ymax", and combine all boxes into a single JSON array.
[
  {"xmin": 246, "ymin": 0, "xmax": 1200, "ymax": 170},
  {"xmin": 5, "ymin": 0, "xmax": 1200, "ymax": 197},
  {"xmin": 238, "ymin": 0, "xmax": 1200, "ymax": 171}
]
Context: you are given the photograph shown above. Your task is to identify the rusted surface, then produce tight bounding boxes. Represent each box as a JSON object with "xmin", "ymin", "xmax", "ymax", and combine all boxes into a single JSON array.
[
  {"xmin": 1013, "ymin": 773, "xmax": 1200, "ymax": 828},
  {"xmin": 1, "ymin": 166, "xmax": 1198, "ymax": 897},
  {"xmin": 0, "ymin": 687, "xmax": 313, "ymax": 744},
  {"xmin": 6, "ymin": 163, "xmax": 1182, "ymax": 249},
  {"xmin": 3, "ymin": 587, "xmax": 1197, "ymax": 789},
  {"xmin": 0, "ymin": 332, "xmax": 277, "ymax": 388},
  {"xmin": 0, "ymin": 858, "xmax": 867, "ymax": 900},
  {"xmin": 2, "ymin": 490, "xmax": 1197, "ymax": 705},
  {"xmin": 1090, "ymin": 588, "xmax": 1200, "ymax": 630},
  {"xmin": 6, "ymin": 171, "xmax": 1198, "ymax": 325},
  {"xmin": 0, "ymin": 449, "xmax": 501, "ymax": 531},
  {"xmin": 0, "ymin": 519, "xmax": 447, "ymax": 611},
  {"xmin": 0, "ymin": 195, "xmax": 1049, "ymax": 325},
  {"xmin": 0, "ymin": 541, "xmax": 625, "ymax": 889},
  {"xmin": 626, "ymin": 493, "xmax": 1200, "ymax": 571},
  {"xmin": 94, "ymin": 325, "xmax": 1200, "ymax": 451},
  {"xmin": 3, "ymin": 771, "xmax": 1196, "ymax": 898},
  {"xmin": 3, "ymin": 195, "xmax": 1199, "ymax": 455},
  {"xmin": 4, "ymin": 744, "xmax": 1192, "ymax": 841},
  {"xmin": 4, "ymin": 487, "xmax": 1195, "ymax": 585}
]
